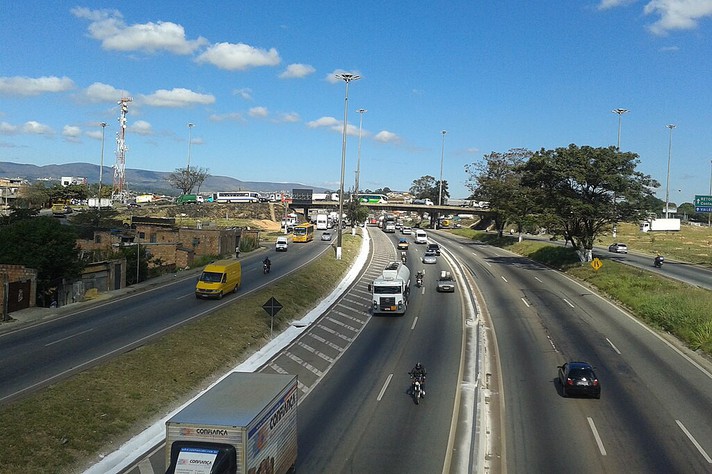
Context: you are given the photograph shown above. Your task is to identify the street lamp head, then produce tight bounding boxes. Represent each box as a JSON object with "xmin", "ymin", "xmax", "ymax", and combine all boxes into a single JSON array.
[
  {"xmin": 666, "ymin": 124, "xmax": 676, "ymax": 130},
  {"xmin": 612, "ymin": 108, "xmax": 629, "ymax": 115},
  {"xmin": 357, "ymin": 108, "xmax": 367, "ymax": 113},
  {"xmin": 188, "ymin": 123, "xmax": 195, "ymax": 128},
  {"xmin": 442, "ymin": 130, "xmax": 447, "ymax": 135},
  {"xmin": 99, "ymin": 122, "xmax": 107, "ymax": 127},
  {"xmin": 336, "ymin": 73, "xmax": 361, "ymax": 83}
]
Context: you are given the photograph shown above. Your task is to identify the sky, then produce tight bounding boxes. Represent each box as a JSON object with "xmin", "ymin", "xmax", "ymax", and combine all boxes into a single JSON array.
[{"xmin": 1, "ymin": 1, "xmax": 711, "ymax": 203}]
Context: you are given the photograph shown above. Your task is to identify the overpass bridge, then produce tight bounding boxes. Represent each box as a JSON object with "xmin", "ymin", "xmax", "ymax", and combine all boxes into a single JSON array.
[{"xmin": 292, "ymin": 200, "xmax": 491, "ymax": 219}]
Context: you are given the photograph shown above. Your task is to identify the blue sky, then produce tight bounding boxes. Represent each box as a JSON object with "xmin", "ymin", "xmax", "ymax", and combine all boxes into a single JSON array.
[{"xmin": 1, "ymin": 1, "xmax": 711, "ymax": 203}]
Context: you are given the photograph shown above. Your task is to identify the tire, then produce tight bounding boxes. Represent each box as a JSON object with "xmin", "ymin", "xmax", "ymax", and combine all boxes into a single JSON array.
[{"xmin": 218, "ymin": 291, "xmax": 223, "ymax": 300}]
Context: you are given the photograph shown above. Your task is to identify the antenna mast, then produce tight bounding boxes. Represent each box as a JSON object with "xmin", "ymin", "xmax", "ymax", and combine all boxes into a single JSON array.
[{"xmin": 113, "ymin": 97, "xmax": 132, "ymax": 201}]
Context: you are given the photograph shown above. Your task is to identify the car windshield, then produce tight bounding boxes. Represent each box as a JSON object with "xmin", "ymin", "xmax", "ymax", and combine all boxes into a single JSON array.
[
  {"xmin": 569, "ymin": 368, "xmax": 595, "ymax": 379},
  {"xmin": 199, "ymin": 271, "xmax": 223, "ymax": 283},
  {"xmin": 374, "ymin": 285, "xmax": 401, "ymax": 294}
]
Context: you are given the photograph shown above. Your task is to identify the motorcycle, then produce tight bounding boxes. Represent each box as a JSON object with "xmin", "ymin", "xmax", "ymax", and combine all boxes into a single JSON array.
[
  {"xmin": 263, "ymin": 262, "xmax": 271, "ymax": 274},
  {"xmin": 416, "ymin": 272, "xmax": 423, "ymax": 287},
  {"xmin": 401, "ymin": 252, "xmax": 407, "ymax": 264},
  {"xmin": 410, "ymin": 373, "xmax": 425, "ymax": 405},
  {"xmin": 654, "ymin": 256, "xmax": 664, "ymax": 268}
]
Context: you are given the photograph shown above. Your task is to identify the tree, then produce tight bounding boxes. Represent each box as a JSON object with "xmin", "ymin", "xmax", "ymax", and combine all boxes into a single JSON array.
[
  {"xmin": 520, "ymin": 144, "xmax": 659, "ymax": 261},
  {"xmin": 167, "ymin": 167, "xmax": 210, "ymax": 195},
  {"xmin": 0, "ymin": 216, "xmax": 85, "ymax": 305},
  {"xmin": 409, "ymin": 175, "xmax": 449, "ymax": 203},
  {"xmin": 465, "ymin": 148, "xmax": 535, "ymax": 238}
]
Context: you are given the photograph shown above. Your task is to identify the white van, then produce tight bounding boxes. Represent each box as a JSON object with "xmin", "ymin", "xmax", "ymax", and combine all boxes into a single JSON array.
[
  {"xmin": 275, "ymin": 236, "xmax": 289, "ymax": 251},
  {"xmin": 414, "ymin": 229, "xmax": 427, "ymax": 244}
]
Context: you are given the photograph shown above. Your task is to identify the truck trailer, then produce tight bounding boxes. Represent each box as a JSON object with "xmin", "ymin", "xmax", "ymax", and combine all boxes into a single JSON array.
[
  {"xmin": 369, "ymin": 261, "xmax": 411, "ymax": 315},
  {"xmin": 640, "ymin": 218, "xmax": 680, "ymax": 232},
  {"xmin": 165, "ymin": 372, "xmax": 298, "ymax": 474}
]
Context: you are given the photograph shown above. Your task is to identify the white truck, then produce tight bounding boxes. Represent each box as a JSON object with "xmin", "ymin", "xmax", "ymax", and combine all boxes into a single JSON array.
[
  {"xmin": 369, "ymin": 262, "xmax": 411, "ymax": 315},
  {"xmin": 640, "ymin": 218, "xmax": 681, "ymax": 232},
  {"xmin": 316, "ymin": 213, "xmax": 328, "ymax": 230},
  {"xmin": 165, "ymin": 372, "xmax": 298, "ymax": 474}
]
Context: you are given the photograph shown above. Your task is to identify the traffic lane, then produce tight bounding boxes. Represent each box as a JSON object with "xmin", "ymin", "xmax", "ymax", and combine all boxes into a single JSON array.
[
  {"xmin": 0, "ymin": 243, "xmax": 331, "ymax": 403},
  {"xmin": 297, "ymin": 252, "xmax": 462, "ymax": 473},
  {"xmin": 474, "ymin": 245, "xmax": 712, "ymax": 472}
]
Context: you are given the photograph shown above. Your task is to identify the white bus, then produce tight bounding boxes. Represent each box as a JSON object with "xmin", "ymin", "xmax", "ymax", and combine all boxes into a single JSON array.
[{"xmin": 212, "ymin": 191, "xmax": 260, "ymax": 203}]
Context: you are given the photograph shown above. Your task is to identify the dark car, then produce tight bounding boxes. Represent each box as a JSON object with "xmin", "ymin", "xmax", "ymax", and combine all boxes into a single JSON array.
[
  {"xmin": 558, "ymin": 361, "xmax": 601, "ymax": 399},
  {"xmin": 608, "ymin": 243, "xmax": 628, "ymax": 254},
  {"xmin": 427, "ymin": 242, "xmax": 441, "ymax": 256}
]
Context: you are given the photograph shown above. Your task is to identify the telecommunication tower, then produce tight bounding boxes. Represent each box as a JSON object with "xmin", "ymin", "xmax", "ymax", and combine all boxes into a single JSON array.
[{"xmin": 112, "ymin": 97, "xmax": 132, "ymax": 201}]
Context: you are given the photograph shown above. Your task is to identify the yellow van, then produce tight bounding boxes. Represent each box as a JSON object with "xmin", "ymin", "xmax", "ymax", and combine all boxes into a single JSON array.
[{"xmin": 195, "ymin": 259, "xmax": 242, "ymax": 299}]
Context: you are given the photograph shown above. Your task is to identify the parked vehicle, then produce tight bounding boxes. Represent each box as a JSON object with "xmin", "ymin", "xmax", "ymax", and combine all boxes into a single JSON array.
[
  {"xmin": 558, "ymin": 361, "xmax": 601, "ymax": 399},
  {"xmin": 195, "ymin": 260, "xmax": 241, "ymax": 299},
  {"xmin": 608, "ymin": 243, "xmax": 628, "ymax": 254},
  {"xmin": 369, "ymin": 262, "xmax": 411, "ymax": 315},
  {"xmin": 165, "ymin": 372, "xmax": 298, "ymax": 474}
]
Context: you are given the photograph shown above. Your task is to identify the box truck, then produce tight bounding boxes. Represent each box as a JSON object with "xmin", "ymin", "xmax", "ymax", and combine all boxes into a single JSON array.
[
  {"xmin": 195, "ymin": 260, "xmax": 242, "ymax": 299},
  {"xmin": 640, "ymin": 218, "xmax": 680, "ymax": 232},
  {"xmin": 165, "ymin": 372, "xmax": 298, "ymax": 474},
  {"xmin": 369, "ymin": 261, "xmax": 411, "ymax": 315}
]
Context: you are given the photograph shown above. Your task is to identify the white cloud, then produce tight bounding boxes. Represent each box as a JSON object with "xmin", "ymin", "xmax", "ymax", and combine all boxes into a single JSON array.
[
  {"xmin": 233, "ymin": 88, "xmax": 253, "ymax": 100},
  {"xmin": 279, "ymin": 63, "xmax": 316, "ymax": 79},
  {"xmin": 82, "ymin": 82, "xmax": 129, "ymax": 103},
  {"xmin": 0, "ymin": 75, "xmax": 74, "ymax": 96},
  {"xmin": 374, "ymin": 130, "xmax": 400, "ymax": 144},
  {"xmin": 71, "ymin": 7, "xmax": 207, "ymax": 54},
  {"xmin": 644, "ymin": 0, "xmax": 712, "ymax": 35},
  {"xmin": 307, "ymin": 116, "xmax": 341, "ymax": 129},
  {"xmin": 85, "ymin": 129, "xmax": 105, "ymax": 140},
  {"xmin": 326, "ymin": 69, "xmax": 363, "ymax": 84},
  {"xmin": 140, "ymin": 88, "xmax": 215, "ymax": 107},
  {"xmin": 597, "ymin": 0, "xmax": 636, "ymax": 10},
  {"xmin": 127, "ymin": 120, "xmax": 153, "ymax": 135},
  {"xmin": 249, "ymin": 106, "xmax": 268, "ymax": 118},
  {"xmin": 278, "ymin": 112, "xmax": 300, "ymax": 123},
  {"xmin": 196, "ymin": 42, "xmax": 280, "ymax": 71},
  {"xmin": 22, "ymin": 121, "xmax": 54, "ymax": 135},
  {"xmin": 0, "ymin": 121, "xmax": 19, "ymax": 135},
  {"xmin": 62, "ymin": 125, "xmax": 82, "ymax": 142},
  {"xmin": 209, "ymin": 112, "xmax": 245, "ymax": 122}
]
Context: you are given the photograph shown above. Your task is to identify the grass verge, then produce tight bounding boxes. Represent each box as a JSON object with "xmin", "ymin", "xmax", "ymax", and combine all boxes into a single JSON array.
[
  {"xmin": 0, "ymin": 234, "xmax": 361, "ymax": 474},
  {"xmin": 451, "ymin": 228, "xmax": 712, "ymax": 355}
]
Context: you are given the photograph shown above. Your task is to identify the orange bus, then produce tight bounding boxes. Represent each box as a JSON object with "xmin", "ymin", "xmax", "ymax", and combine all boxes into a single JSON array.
[{"xmin": 292, "ymin": 223, "xmax": 315, "ymax": 243}]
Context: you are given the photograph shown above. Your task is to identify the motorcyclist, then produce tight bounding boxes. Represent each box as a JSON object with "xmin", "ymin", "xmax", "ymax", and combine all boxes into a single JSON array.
[
  {"xmin": 416, "ymin": 270, "xmax": 424, "ymax": 286},
  {"xmin": 654, "ymin": 254, "xmax": 664, "ymax": 267},
  {"xmin": 401, "ymin": 251, "xmax": 407, "ymax": 264},
  {"xmin": 263, "ymin": 256, "xmax": 271, "ymax": 272},
  {"xmin": 409, "ymin": 362, "xmax": 427, "ymax": 396}
]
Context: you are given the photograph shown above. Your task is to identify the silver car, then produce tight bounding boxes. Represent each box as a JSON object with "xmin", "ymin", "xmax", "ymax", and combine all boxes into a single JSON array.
[
  {"xmin": 608, "ymin": 243, "xmax": 628, "ymax": 253},
  {"xmin": 422, "ymin": 249, "xmax": 437, "ymax": 264}
]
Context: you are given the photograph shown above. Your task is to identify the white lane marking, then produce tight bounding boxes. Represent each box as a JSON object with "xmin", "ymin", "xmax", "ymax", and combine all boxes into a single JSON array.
[
  {"xmin": 606, "ymin": 338, "xmax": 621, "ymax": 355},
  {"xmin": 521, "ymin": 298, "xmax": 530, "ymax": 308},
  {"xmin": 563, "ymin": 298, "xmax": 575, "ymax": 308},
  {"xmin": 45, "ymin": 328, "xmax": 93, "ymax": 346},
  {"xmin": 411, "ymin": 316, "xmax": 418, "ymax": 330},
  {"xmin": 676, "ymin": 420, "xmax": 712, "ymax": 463},
  {"xmin": 588, "ymin": 417, "xmax": 607, "ymax": 456},
  {"xmin": 534, "ymin": 276, "xmax": 543, "ymax": 283},
  {"xmin": 501, "ymin": 276, "xmax": 508, "ymax": 283},
  {"xmin": 378, "ymin": 373, "xmax": 393, "ymax": 401}
]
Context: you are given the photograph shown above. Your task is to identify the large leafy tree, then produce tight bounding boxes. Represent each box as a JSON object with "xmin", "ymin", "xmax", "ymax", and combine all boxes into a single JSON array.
[
  {"xmin": 168, "ymin": 167, "xmax": 210, "ymax": 195},
  {"xmin": 465, "ymin": 148, "xmax": 535, "ymax": 238},
  {"xmin": 409, "ymin": 175, "xmax": 449, "ymax": 203},
  {"xmin": 521, "ymin": 144, "xmax": 659, "ymax": 261},
  {"xmin": 0, "ymin": 216, "xmax": 85, "ymax": 304}
]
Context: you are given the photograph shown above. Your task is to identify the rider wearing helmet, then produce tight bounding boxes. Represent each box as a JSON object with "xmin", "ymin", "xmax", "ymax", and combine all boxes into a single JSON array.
[
  {"xmin": 263, "ymin": 256, "xmax": 272, "ymax": 271},
  {"xmin": 409, "ymin": 362, "xmax": 427, "ymax": 396}
]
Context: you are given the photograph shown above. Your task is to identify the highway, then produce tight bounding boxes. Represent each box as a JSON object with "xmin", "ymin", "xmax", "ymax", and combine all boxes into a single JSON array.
[
  {"xmin": 434, "ymin": 230, "xmax": 712, "ymax": 473},
  {"xmin": 0, "ymin": 236, "xmax": 332, "ymax": 404}
]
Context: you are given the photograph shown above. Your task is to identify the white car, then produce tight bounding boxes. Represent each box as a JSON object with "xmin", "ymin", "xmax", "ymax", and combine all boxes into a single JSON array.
[
  {"xmin": 401, "ymin": 226, "xmax": 412, "ymax": 235},
  {"xmin": 275, "ymin": 236, "xmax": 288, "ymax": 251}
]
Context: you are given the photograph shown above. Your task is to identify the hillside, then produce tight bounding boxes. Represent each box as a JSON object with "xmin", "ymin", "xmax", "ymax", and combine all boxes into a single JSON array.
[{"xmin": 0, "ymin": 161, "xmax": 328, "ymax": 195}]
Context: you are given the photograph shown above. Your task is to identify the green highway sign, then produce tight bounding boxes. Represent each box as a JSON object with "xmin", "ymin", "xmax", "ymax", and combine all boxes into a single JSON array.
[{"xmin": 694, "ymin": 195, "xmax": 712, "ymax": 206}]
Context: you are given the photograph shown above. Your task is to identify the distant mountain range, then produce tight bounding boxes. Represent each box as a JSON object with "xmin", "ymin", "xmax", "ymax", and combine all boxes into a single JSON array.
[{"xmin": 0, "ymin": 162, "xmax": 328, "ymax": 195}]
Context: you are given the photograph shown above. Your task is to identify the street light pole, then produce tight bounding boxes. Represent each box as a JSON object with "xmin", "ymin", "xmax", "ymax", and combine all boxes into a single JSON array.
[
  {"xmin": 355, "ymin": 109, "xmax": 367, "ymax": 201},
  {"xmin": 665, "ymin": 124, "xmax": 676, "ymax": 218},
  {"xmin": 336, "ymin": 73, "xmax": 360, "ymax": 260},
  {"xmin": 612, "ymin": 108, "xmax": 628, "ymax": 150},
  {"xmin": 187, "ymin": 123, "xmax": 195, "ymax": 173},
  {"xmin": 438, "ymin": 130, "xmax": 447, "ymax": 206},
  {"xmin": 98, "ymin": 122, "xmax": 107, "ymax": 206},
  {"xmin": 708, "ymin": 159, "xmax": 712, "ymax": 228}
]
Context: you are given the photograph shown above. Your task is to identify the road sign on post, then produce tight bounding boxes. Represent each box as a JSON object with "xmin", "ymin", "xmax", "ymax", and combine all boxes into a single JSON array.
[
  {"xmin": 262, "ymin": 297, "xmax": 284, "ymax": 339},
  {"xmin": 694, "ymin": 195, "xmax": 712, "ymax": 213}
]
